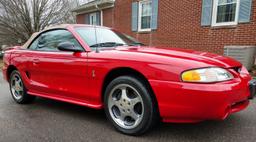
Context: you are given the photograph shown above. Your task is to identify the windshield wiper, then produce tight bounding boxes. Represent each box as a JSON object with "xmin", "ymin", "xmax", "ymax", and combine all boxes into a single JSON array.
[
  {"xmin": 128, "ymin": 42, "xmax": 145, "ymax": 46},
  {"xmin": 90, "ymin": 42, "xmax": 127, "ymax": 48}
]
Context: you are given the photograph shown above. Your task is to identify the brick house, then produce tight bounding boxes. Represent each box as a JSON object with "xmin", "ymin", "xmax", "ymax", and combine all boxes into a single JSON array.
[{"xmin": 72, "ymin": 0, "xmax": 255, "ymax": 55}]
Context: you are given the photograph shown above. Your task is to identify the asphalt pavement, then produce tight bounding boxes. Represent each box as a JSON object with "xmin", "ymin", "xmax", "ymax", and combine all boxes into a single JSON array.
[{"xmin": 0, "ymin": 72, "xmax": 256, "ymax": 142}]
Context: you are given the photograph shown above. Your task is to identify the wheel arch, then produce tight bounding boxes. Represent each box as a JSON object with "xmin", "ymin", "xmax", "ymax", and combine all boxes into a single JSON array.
[
  {"xmin": 6, "ymin": 65, "xmax": 18, "ymax": 81},
  {"xmin": 101, "ymin": 67, "xmax": 160, "ymax": 114}
]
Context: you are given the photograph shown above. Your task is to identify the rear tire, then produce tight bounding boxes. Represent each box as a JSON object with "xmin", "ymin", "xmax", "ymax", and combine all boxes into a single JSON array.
[
  {"xmin": 104, "ymin": 76, "xmax": 158, "ymax": 135},
  {"xmin": 9, "ymin": 70, "xmax": 35, "ymax": 104}
]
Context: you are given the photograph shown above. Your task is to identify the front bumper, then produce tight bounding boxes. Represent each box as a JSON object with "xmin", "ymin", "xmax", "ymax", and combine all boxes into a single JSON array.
[{"xmin": 149, "ymin": 77, "xmax": 253, "ymax": 123}]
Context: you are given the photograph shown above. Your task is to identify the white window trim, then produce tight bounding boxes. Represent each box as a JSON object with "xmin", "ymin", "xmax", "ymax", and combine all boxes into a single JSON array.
[
  {"xmin": 212, "ymin": 0, "xmax": 240, "ymax": 27},
  {"xmin": 138, "ymin": 0, "xmax": 152, "ymax": 32}
]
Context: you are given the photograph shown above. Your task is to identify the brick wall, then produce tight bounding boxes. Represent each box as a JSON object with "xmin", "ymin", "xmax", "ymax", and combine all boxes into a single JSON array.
[
  {"xmin": 76, "ymin": 0, "xmax": 256, "ymax": 55},
  {"xmin": 102, "ymin": 8, "xmax": 114, "ymax": 27},
  {"xmin": 76, "ymin": 14, "xmax": 86, "ymax": 24}
]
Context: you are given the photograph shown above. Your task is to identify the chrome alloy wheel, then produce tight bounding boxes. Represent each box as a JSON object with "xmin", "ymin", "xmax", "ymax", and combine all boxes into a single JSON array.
[
  {"xmin": 108, "ymin": 84, "xmax": 144, "ymax": 129},
  {"xmin": 10, "ymin": 74, "xmax": 24, "ymax": 100}
]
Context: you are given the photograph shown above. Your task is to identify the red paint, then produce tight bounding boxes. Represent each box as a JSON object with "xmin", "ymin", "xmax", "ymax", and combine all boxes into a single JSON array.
[{"xmin": 2, "ymin": 25, "xmax": 252, "ymax": 123}]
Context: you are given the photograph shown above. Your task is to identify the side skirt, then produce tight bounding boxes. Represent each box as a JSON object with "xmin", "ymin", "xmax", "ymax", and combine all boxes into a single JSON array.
[{"xmin": 28, "ymin": 91, "xmax": 103, "ymax": 109}]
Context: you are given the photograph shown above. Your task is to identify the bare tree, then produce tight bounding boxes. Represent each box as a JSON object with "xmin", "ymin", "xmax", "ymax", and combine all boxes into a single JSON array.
[{"xmin": 0, "ymin": 0, "xmax": 78, "ymax": 46}]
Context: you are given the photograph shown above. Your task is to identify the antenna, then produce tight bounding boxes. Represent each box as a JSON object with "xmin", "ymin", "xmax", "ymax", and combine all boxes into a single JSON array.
[{"xmin": 94, "ymin": 24, "xmax": 100, "ymax": 53}]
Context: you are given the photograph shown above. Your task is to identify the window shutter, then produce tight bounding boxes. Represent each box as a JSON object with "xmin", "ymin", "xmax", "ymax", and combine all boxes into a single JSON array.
[
  {"xmin": 96, "ymin": 11, "xmax": 101, "ymax": 25},
  {"xmin": 131, "ymin": 2, "xmax": 138, "ymax": 32},
  {"xmin": 201, "ymin": 0, "xmax": 213, "ymax": 26},
  {"xmin": 239, "ymin": 0, "xmax": 252, "ymax": 23},
  {"xmin": 85, "ymin": 14, "xmax": 90, "ymax": 24},
  {"xmin": 151, "ymin": 0, "xmax": 159, "ymax": 30}
]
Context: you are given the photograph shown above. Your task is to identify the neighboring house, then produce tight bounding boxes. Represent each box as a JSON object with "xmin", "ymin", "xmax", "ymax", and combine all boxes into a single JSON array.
[{"xmin": 72, "ymin": 0, "xmax": 256, "ymax": 55}]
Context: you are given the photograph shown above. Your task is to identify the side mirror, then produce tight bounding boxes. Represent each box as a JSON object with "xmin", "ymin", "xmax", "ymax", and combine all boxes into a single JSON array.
[{"xmin": 57, "ymin": 42, "xmax": 83, "ymax": 52}]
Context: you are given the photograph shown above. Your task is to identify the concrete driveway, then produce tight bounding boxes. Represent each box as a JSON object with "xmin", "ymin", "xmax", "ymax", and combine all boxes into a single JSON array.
[{"xmin": 0, "ymin": 72, "xmax": 256, "ymax": 142}]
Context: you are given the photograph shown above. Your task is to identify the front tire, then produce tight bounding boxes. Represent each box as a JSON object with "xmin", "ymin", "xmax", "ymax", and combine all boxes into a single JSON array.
[
  {"xmin": 9, "ymin": 70, "xmax": 35, "ymax": 104},
  {"xmin": 104, "ymin": 76, "xmax": 158, "ymax": 135}
]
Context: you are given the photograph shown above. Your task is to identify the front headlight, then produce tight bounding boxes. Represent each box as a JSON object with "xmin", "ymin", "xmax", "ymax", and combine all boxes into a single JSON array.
[{"xmin": 181, "ymin": 67, "xmax": 234, "ymax": 83}]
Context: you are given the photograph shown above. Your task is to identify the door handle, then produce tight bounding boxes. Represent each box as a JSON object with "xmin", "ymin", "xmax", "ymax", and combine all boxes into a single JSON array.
[{"xmin": 33, "ymin": 59, "xmax": 40, "ymax": 65}]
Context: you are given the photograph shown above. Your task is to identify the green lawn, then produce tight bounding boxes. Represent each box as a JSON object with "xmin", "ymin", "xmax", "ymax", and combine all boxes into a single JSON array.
[
  {"xmin": 251, "ymin": 65, "xmax": 256, "ymax": 78},
  {"xmin": 0, "ymin": 60, "xmax": 3, "ymax": 69}
]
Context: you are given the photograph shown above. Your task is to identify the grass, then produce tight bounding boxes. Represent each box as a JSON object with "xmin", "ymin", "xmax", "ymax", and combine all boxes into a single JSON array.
[
  {"xmin": 0, "ymin": 59, "xmax": 3, "ymax": 69},
  {"xmin": 250, "ymin": 65, "xmax": 256, "ymax": 78}
]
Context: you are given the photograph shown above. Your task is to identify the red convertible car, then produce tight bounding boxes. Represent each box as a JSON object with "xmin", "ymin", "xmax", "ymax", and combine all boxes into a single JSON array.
[{"xmin": 2, "ymin": 24, "xmax": 255, "ymax": 135}]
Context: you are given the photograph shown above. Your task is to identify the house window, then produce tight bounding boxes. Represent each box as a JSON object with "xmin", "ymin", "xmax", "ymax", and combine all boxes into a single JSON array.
[
  {"xmin": 89, "ymin": 13, "xmax": 98, "ymax": 25},
  {"xmin": 138, "ymin": 0, "xmax": 152, "ymax": 31},
  {"xmin": 212, "ymin": 0, "xmax": 240, "ymax": 26},
  {"xmin": 87, "ymin": 11, "xmax": 101, "ymax": 26}
]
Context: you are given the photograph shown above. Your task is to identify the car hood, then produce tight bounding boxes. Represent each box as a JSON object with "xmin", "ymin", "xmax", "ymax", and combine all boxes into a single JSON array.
[{"xmin": 115, "ymin": 46, "xmax": 242, "ymax": 68}]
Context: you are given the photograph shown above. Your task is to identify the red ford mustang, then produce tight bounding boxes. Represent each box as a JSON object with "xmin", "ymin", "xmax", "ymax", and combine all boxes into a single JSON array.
[{"xmin": 2, "ymin": 24, "xmax": 255, "ymax": 135}]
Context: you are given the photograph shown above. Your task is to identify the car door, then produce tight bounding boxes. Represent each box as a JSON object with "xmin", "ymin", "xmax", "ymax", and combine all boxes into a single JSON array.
[{"xmin": 26, "ymin": 30, "xmax": 90, "ymax": 101}]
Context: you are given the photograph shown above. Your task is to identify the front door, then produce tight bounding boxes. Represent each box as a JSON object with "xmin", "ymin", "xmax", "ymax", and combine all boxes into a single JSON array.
[
  {"xmin": 89, "ymin": 13, "xmax": 97, "ymax": 25},
  {"xmin": 25, "ymin": 30, "xmax": 89, "ymax": 101},
  {"xmin": 89, "ymin": 12, "xmax": 101, "ymax": 26}
]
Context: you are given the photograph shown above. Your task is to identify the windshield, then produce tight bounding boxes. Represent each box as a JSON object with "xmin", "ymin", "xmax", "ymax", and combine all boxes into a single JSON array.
[{"xmin": 75, "ymin": 27, "xmax": 143, "ymax": 49}]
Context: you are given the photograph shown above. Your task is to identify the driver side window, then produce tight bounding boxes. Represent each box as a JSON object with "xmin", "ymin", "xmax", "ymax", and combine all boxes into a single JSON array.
[{"xmin": 28, "ymin": 30, "xmax": 83, "ymax": 52}]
